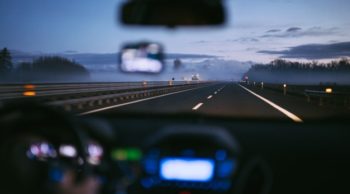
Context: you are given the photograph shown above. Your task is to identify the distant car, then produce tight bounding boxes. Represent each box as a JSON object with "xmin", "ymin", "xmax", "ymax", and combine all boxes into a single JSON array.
[{"xmin": 192, "ymin": 74, "xmax": 200, "ymax": 81}]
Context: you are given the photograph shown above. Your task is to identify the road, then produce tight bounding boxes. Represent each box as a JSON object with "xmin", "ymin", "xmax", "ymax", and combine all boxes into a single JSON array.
[{"xmin": 82, "ymin": 82, "xmax": 349, "ymax": 121}]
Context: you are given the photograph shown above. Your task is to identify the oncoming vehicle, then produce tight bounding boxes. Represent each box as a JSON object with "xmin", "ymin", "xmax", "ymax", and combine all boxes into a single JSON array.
[{"xmin": 1, "ymin": 0, "xmax": 350, "ymax": 194}]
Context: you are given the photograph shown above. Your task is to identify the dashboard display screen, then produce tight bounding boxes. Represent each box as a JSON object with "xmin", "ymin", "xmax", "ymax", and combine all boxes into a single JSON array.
[{"xmin": 160, "ymin": 158, "xmax": 214, "ymax": 182}]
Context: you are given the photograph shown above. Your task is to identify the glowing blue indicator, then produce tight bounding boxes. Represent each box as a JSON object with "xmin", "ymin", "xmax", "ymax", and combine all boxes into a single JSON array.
[
  {"xmin": 215, "ymin": 150, "xmax": 227, "ymax": 161},
  {"xmin": 49, "ymin": 167, "xmax": 64, "ymax": 182},
  {"xmin": 160, "ymin": 158, "xmax": 214, "ymax": 182},
  {"xmin": 217, "ymin": 160, "xmax": 235, "ymax": 178},
  {"xmin": 144, "ymin": 158, "xmax": 158, "ymax": 174}
]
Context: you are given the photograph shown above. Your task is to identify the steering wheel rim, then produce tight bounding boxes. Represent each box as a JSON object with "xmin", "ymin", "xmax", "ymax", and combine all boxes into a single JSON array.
[{"xmin": 0, "ymin": 102, "xmax": 91, "ymax": 194}]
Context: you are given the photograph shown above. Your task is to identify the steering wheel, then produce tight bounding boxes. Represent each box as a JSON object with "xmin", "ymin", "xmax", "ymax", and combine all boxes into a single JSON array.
[{"xmin": 0, "ymin": 102, "xmax": 91, "ymax": 194}]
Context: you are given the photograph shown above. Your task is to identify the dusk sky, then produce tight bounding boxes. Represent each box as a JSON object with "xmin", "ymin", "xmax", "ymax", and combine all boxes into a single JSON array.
[{"xmin": 1, "ymin": 0, "xmax": 350, "ymax": 63}]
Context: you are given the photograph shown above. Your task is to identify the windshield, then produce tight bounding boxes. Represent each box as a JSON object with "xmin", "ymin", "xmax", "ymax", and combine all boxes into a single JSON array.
[{"xmin": 1, "ymin": 0, "xmax": 349, "ymax": 120}]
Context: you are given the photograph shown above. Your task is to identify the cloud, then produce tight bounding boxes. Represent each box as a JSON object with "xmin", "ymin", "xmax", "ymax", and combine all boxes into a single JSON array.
[
  {"xmin": 286, "ymin": 27, "xmax": 302, "ymax": 32},
  {"xmin": 261, "ymin": 27, "xmax": 338, "ymax": 38},
  {"xmin": 257, "ymin": 42, "xmax": 350, "ymax": 59},
  {"xmin": 266, "ymin": 29, "xmax": 281, "ymax": 33},
  {"xmin": 165, "ymin": 53, "xmax": 217, "ymax": 59},
  {"xmin": 227, "ymin": 37, "xmax": 259, "ymax": 43}
]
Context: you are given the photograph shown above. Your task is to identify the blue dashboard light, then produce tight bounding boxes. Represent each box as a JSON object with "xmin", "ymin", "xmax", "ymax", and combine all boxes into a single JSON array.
[
  {"xmin": 144, "ymin": 158, "xmax": 158, "ymax": 174},
  {"xmin": 217, "ymin": 160, "xmax": 235, "ymax": 178},
  {"xmin": 49, "ymin": 167, "xmax": 64, "ymax": 182},
  {"xmin": 160, "ymin": 158, "xmax": 215, "ymax": 182},
  {"xmin": 215, "ymin": 150, "xmax": 227, "ymax": 161}
]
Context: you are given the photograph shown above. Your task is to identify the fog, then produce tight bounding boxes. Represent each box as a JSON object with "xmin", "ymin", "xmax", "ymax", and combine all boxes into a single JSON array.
[
  {"xmin": 8, "ymin": 51, "xmax": 250, "ymax": 83},
  {"xmin": 7, "ymin": 50, "xmax": 350, "ymax": 85},
  {"xmin": 84, "ymin": 58, "xmax": 251, "ymax": 82},
  {"xmin": 245, "ymin": 71, "xmax": 350, "ymax": 85}
]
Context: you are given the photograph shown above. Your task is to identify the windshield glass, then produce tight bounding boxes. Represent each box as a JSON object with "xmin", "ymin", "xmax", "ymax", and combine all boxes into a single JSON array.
[{"xmin": 1, "ymin": 0, "xmax": 349, "ymax": 120}]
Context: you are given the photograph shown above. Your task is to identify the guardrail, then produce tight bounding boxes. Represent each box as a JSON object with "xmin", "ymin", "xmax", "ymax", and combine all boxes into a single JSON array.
[
  {"xmin": 0, "ymin": 81, "xmax": 210, "ymax": 112},
  {"xmin": 304, "ymin": 90, "xmax": 350, "ymax": 106},
  {"xmin": 242, "ymin": 81, "xmax": 350, "ymax": 107},
  {"xmin": 0, "ymin": 81, "xmax": 194, "ymax": 100}
]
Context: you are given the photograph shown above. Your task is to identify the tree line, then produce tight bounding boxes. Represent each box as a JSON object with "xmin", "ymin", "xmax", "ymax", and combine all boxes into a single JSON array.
[
  {"xmin": 0, "ymin": 48, "xmax": 13, "ymax": 74},
  {"xmin": 0, "ymin": 48, "xmax": 90, "ymax": 82},
  {"xmin": 248, "ymin": 58, "xmax": 350, "ymax": 72},
  {"xmin": 244, "ymin": 58, "xmax": 350, "ymax": 84}
]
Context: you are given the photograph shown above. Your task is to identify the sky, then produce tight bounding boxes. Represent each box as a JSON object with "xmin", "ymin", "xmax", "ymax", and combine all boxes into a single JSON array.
[{"xmin": 0, "ymin": 0, "xmax": 350, "ymax": 63}]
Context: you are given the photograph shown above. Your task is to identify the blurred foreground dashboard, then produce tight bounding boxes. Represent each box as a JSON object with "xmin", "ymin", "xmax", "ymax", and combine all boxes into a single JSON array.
[{"xmin": 90, "ymin": 113, "xmax": 350, "ymax": 194}]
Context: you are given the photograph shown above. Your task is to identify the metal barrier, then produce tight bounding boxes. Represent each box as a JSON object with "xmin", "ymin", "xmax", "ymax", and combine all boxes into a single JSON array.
[
  {"xmin": 50, "ymin": 84, "xmax": 205, "ymax": 112},
  {"xmin": 0, "ymin": 81, "xmax": 202, "ymax": 100},
  {"xmin": 304, "ymin": 90, "xmax": 350, "ymax": 106},
  {"xmin": 243, "ymin": 81, "xmax": 350, "ymax": 107},
  {"xmin": 0, "ymin": 81, "xmax": 210, "ymax": 112}
]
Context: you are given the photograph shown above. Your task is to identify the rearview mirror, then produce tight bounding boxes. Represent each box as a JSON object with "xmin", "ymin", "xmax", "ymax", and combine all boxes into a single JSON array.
[
  {"xmin": 118, "ymin": 42, "xmax": 164, "ymax": 74},
  {"xmin": 120, "ymin": 0, "xmax": 226, "ymax": 27}
]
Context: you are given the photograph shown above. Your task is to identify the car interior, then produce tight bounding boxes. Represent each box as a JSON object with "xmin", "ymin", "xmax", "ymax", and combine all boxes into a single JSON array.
[{"xmin": 0, "ymin": 0, "xmax": 350, "ymax": 194}]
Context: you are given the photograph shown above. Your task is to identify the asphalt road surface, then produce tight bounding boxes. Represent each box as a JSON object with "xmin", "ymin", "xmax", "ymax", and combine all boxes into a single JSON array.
[{"xmin": 82, "ymin": 82, "xmax": 349, "ymax": 122}]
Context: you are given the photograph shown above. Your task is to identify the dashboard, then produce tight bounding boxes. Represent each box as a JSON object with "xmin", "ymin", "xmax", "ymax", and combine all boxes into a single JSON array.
[
  {"xmin": 1, "ymin": 104, "xmax": 350, "ymax": 194},
  {"xmin": 91, "ymin": 113, "xmax": 350, "ymax": 194}
]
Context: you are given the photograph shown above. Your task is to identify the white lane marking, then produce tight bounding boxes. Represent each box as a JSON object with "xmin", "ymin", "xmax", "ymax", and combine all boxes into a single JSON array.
[
  {"xmin": 79, "ymin": 85, "xmax": 212, "ymax": 116},
  {"xmin": 207, "ymin": 95, "xmax": 213, "ymax": 99},
  {"xmin": 216, "ymin": 85, "xmax": 225, "ymax": 93},
  {"xmin": 192, "ymin": 103, "xmax": 204, "ymax": 110},
  {"xmin": 238, "ymin": 84, "xmax": 303, "ymax": 123}
]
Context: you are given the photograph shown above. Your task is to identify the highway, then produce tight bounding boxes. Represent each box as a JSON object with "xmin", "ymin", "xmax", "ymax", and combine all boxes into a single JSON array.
[{"xmin": 82, "ymin": 82, "xmax": 349, "ymax": 121}]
